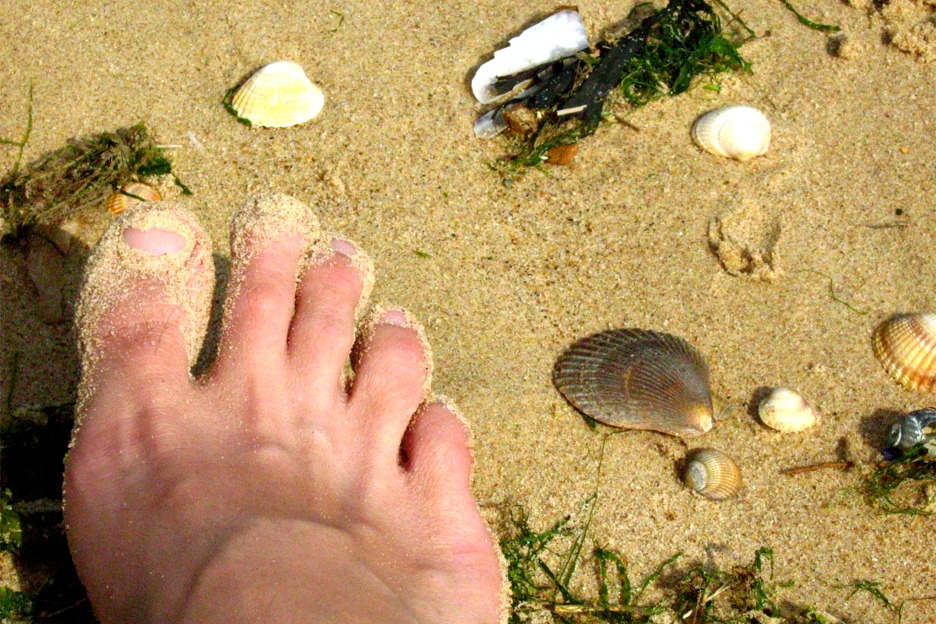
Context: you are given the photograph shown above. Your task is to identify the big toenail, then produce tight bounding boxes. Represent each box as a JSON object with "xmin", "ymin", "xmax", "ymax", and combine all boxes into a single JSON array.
[
  {"xmin": 379, "ymin": 309, "xmax": 410, "ymax": 327},
  {"xmin": 331, "ymin": 237, "xmax": 357, "ymax": 256},
  {"xmin": 122, "ymin": 227, "xmax": 185, "ymax": 255}
]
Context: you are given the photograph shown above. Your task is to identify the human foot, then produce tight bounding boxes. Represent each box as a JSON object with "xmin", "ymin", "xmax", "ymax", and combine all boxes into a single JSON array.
[{"xmin": 64, "ymin": 195, "xmax": 506, "ymax": 624}]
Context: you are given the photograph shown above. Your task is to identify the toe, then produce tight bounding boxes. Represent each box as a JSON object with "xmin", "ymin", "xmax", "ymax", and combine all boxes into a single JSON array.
[
  {"xmin": 214, "ymin": 194, "xmax": 320, "ymax": 377},
  {"xmin": 76, "ymin": 203, "xmax": 214, "ymax": 395},
  {"xmin": 402, "ymin": 400, "xmax": 474, "ymax": 497},
  {"xmin": 349, "ymin": 307, "xmax": 432, "ymax": 463},
  {"xmin": 288, "ymin": 237, "xmax": 374, "ymax": 408}
]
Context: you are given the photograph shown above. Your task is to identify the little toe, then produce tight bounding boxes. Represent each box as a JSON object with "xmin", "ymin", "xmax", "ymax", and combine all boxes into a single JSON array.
[
  {"xmin": 76, "ymin": 203, "xmax": 214, "ymax": 397},
  {"xmin": 215, "ymin": 194, "xmax": 320, "ymax": 376},
  {"xmin": 349, "ymin": 307, "xmax": 432, "ymax": 462},
  {"xmin": 288, "ymin": 236, "xmax": 374, "ymax": 406},
  {"xmin": 401, "ymin": 400, "xmax": 474, "ymax": 499}
]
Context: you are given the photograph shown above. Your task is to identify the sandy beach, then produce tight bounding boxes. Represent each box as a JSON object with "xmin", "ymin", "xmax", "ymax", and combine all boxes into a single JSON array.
[{"xmin": 2, "ymin": 0, "xmax": 936, "ymax": 621}]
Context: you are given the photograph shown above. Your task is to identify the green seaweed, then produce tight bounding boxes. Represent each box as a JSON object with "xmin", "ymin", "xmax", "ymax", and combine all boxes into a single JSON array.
[
  {"xmin": 861, "ymin": 443, "xmax": 936, "ymax": 515},
  {"xmin": 778, "ymin": 0, "xmax": 841, "ymax": 33},
  {"xmin": 499, "ymin": 436, "xmax": 803, "ymax": 622},
  {"xmin": 792, "ymin": 269, "xmax": 868, "ymax": 315},
  {"xmin": 0, "ymin": 83, "xmax": 34, "ymax": 180},
  {"xmin": 494, "ymin": 0, "xmax": 753, "ymax": 176},
  {"xmin": 0, "ymin": 490, "xmax": 23, "ymax": 553},
  {"xmin": 221, "ymin": 86, "xmax": 254, "ymax": 126},
  {"xmin": 0, "ymin": 120, "xmax": 188, "ymax": 238}
]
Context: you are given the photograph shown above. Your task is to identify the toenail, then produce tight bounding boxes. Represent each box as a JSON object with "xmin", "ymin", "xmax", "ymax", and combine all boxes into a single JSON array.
[
  {"xmin": 331, "ymin": 237, "xmax": 357, "ymax": 257},
  {"xmin": 378, "ymin": 308, "xmax": 410, "ymax": 328},
  {"xmin": 122, "ymin": 227, "xmax": 185, "ymax": 255}
]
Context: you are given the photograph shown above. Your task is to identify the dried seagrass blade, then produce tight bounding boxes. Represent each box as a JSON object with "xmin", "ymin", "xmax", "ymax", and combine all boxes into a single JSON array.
[{"xmin": 553, "ymin": 328, "xmax": 714, "ymax": 437}]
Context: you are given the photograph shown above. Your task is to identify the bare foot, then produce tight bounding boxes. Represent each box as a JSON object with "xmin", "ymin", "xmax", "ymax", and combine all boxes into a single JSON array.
[{"xmin": 64, "ymin": 195, "xmax": 506, "ymax": 624}]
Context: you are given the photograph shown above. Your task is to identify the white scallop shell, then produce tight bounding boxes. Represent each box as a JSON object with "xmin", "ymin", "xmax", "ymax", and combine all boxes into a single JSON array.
[
  {"xmin": 471, "ymin": 10, "xmax": 590, "ymax": 105},
  {"xmin": 231, "ymin": 61, "xmax": 324, "ymax": 128},
  {"xmin": 758, "ymin": 387, "xmax": 817, "ymax": 432},
  {"xmin": 692, "ymin": 105, "xmax": 771, "ymax": 162}
]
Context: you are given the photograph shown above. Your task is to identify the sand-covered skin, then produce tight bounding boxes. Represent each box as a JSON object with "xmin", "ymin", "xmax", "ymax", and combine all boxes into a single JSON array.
[
  {"xmin": 2, "ymin": 0, "xmax": 936, "ymax": 620},
  {"xmin": 74, "ymin": 203, "xmax": 214, "ymax": 402}
]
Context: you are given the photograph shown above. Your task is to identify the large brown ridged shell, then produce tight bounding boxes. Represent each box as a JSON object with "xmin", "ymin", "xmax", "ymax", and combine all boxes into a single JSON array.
[
  {"xmin": 683, "ymin": 448, "xmax": 742, "ymax": 500},
  {"xmin": 553, "ymin": 328, "xmax": 714, "ymax": 437},
  {"xmin": 872, "ymin": 313, "xmax": 936, "ymax": 392}
]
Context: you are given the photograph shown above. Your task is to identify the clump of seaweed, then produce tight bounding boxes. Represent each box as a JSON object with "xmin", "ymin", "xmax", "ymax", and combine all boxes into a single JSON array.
[
  {"xmin": 501, "ymin": 438, "xmax": 795, "ymax": 622},
  {"xmin": 0, "ymin": 90, "xmax": 188, "ymax": 239},
  {"xmin": 501, "ymin": 499, "xmax": 819, "ymax": 623},
  {"xmin": 862, "ymin": 442, "xmax": 936, "ymax": 515},
  {"xmin": 489, "ymin": 0, "xmax": 754, "ymax": 175}
]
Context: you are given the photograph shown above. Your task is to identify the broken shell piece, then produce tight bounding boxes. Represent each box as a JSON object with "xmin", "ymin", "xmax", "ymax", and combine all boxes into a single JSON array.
[
  {"xmin": 106, "ymin": 182, "xmax": 162, "ymax": 215},
  {"xmin": 471, "ymin": 10, "xmax": 590, "ymax": 104},
  {"xmin": 683, "ymin": 448, "xmax": 742, "ymax": 500},
  {"xmin": 545, "ymin": 144, "xmax": 577, "ymax": 166},
  {"xmin": 553, "ymin": 328, "xmax": 714, "ymax": 438},
  {"xmin": 758, "ymin": 387, "xmax": 817, "ymax": 432},
  {"xmin": 692, "ymin": 105, "xmax": 771, "ymax": 162},
  {"xmin": 231, "ymin": 61, "xmax": 325, "ymax": 127},
  {"xmin": 872, "ymin": 313, "xmax": 936, "ymax": 392},
  {"xmin": 887, "ymin": 408, "xmax": 936, "ymax": 449}
]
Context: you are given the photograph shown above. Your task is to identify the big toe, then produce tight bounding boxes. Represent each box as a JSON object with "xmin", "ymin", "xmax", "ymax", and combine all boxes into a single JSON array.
[{"xmin": 76, "ymin": 202, "xmax": 214, "ymax": 395}]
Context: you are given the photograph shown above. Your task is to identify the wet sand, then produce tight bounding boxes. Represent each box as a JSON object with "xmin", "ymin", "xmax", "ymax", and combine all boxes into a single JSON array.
[{"xmin": 2, "ymin": 0, "xmax": 936, "ymax": 620}]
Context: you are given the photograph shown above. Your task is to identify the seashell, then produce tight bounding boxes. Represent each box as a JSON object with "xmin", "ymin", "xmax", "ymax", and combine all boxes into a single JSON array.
[
  {"xmin": 871, "ymin": 313, "xmax": 936, "ymax": 392},
  {"xmin": 887, "ymin": 408, "xmax": 936, "ymax": 449},
  {"xmin": 553, "ymin": 328, "xmax": 714, "ymax": 437},
  {"xmin": 758, "ymin": 387, "xmax": 817, "ymax": 432},
  {"xmin": 471, "ymin": 10, "xmax": 590, "ymax": 105},
  {"xmin": 545, "ymin": 144, "xmax": 577, "ymax": 166},
  {"xmin": 683, "ymin": 448, "xmax": 742, "ymax": 500},
  {"xmin": 106, "ymin": 182, "xmax": 161, "ymax": 215},
  {"xmin": 692, "ymin": 105, "xmax": 771, "ymax": 162},
  {"xmin": 231, "ymin": 61, "xmax": 325, "ymax": 127},
  {"xmin": 473, "ymin": 107, "xmax": 507, "ymax": 139}
]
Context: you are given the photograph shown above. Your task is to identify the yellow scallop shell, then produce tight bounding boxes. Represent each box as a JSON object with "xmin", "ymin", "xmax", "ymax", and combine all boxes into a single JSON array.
[
  {"xmin": 231, "ymin": 61, "xmax": 324, "ymax": 128},
  {"xmin": 871, "ymin": 313, "xmax": 936, "ymax": 392},
  {"xmin": 683, "ymin": 448, "xmax": 742, "ymax": 500},
  {"xmin": 106, "ymin": 182, "xmax": 161, "ymax": 215}
]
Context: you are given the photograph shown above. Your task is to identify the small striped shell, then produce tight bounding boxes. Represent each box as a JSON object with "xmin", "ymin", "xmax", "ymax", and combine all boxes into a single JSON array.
[
  {"xmin": 872, "ymin": 313, "xmax": 936, "ymax": 392},
  {"xmin": 683, "ymin": 448, "xmax": 742, "ymax": 500},
  {"xmin": 106, "ymin": 182, "xmax": 161, "ymax": 215},
  {"xmin": 758, "ymin": 387, "xmax": 817, "ymax": 432},
  {"xmin": 692, "ymin": 105, "xmax": 771, "ymax": 162},
  {"xmin": 231, "ymin": 61, "xmax": 324, "ymax": 127},
  {"xmin": 553, "ymin": 328, "xmax": 714, "ymax": 437}
]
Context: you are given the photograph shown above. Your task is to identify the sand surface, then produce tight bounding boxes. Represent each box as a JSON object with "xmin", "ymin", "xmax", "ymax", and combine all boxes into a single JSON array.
[{"xmin": 2, "ymin": 0, "xmax": 936, "ymax": 621}]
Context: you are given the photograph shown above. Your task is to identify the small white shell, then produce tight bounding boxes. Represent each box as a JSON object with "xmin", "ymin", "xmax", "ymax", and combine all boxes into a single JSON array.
[
  {"xmin": 471, "ymin": 10, "xmax": 590, "ymax": 104},
  {"xmin": 692, "ymin": 105, "xmax": 771, "ymax": 162},
  {"xmin": 758, "ymin": 387, "xmax": 817, "ymax": 432},
  {"xmin": 683, "ymin": 448, "xmax": 742, "ymax": 500},
  {"xmin": 231, "ymin": 61, "xmax": 324, "ymax": 128}
]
